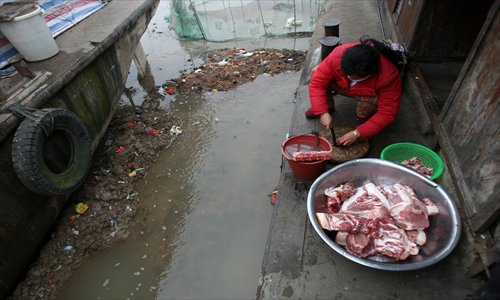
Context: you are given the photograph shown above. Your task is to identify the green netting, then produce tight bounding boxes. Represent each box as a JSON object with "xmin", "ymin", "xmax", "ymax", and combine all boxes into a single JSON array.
[
  {"xmin": 168, "ymin": 0, "xmax": 323, "ymax": 41},
  {"xmin": 169, "ymin": 0, "xmax": 205, "ymax": 39}
]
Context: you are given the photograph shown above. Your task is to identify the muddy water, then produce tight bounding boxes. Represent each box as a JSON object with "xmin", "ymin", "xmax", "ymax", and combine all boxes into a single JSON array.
[
  {"xmin": 59, "ymin": 74, "xmax": 298, "ymax": 299},
  {"xmin": 57, "ymin": 1, "xmax": 312, "ymax": 299}
]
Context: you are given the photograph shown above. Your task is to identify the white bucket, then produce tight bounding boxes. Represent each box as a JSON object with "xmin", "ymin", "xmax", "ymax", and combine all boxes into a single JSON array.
[{"xmin": 0, "ymin": 5, "xmax": 59, "ymax": 62}]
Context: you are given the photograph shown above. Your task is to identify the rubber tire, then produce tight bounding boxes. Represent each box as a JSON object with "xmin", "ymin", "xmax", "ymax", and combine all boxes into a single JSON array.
[{"xmin": 12, "ymin": 108, "xmax": 91, "ymax": 195}]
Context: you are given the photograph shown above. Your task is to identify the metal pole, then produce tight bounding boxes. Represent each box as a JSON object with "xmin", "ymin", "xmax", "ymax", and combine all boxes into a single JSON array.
[
  {"xmin": 323, "ymin": 19, "xmax": 341, "ymax": 37},
  {"xmin": 319, "ymin": 36, "xmax": 341, "ymax": 61}
]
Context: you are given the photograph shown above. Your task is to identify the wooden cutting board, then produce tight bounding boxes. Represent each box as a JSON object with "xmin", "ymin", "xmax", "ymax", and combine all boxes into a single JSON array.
[{"xmin": 320, "ymin": 126, "xmax": 370, "ymax": 163}]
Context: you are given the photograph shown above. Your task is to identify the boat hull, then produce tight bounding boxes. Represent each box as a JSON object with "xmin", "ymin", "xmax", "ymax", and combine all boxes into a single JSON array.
[{"xmin": 0, "ymin": 1, "xmax": 159, "ymax": 297}]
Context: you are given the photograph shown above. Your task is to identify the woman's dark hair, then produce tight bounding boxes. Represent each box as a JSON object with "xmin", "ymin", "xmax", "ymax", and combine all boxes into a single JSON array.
[
  {"xmin": 341, "ymin": 44, "xmax": 379, "ymax": 77},
  {"xmin": 341, "ymin": 36, "xmax": 404, "ymax": 76}
]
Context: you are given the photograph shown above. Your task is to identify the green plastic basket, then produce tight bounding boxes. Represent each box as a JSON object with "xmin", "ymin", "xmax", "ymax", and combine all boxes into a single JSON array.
[{"xmin": 380, "ymin": 142, "xmax": 444, "ymax": 180}]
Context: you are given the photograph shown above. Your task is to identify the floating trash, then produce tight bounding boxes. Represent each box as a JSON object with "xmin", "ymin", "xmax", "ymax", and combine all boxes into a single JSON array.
[
  {"xmin": 285, "ymin": 17, "xmax": 303, "ymax": 29},
  {"xmin": 169, "ymin": 125, "xmax": 182, "ymax": 136},
  {"xmin": 110, "ymin": 219, "xmax": 117, "ymax": 228},
  {"xmin": 147, "ymin": 128, "xmax": 160, "ymax": 136},
  {"xmin": 67, "ymin": 214, "xmax": 79, "ymax": 222},
  {"xmin": 116, "ymin": 146, "xmax": 126, "ymax": 154},
  {"xmin": 166, "ymin": 87, "xmax": 175, "ymax": 95},
  {"xmin": 270, "ymin": 190, "xmax": 278, "ymax": 205},
  {"xmin": 218, "ymin": 59, "xmax": 228, "ymax": 66},
  {"xmin": 240, "ymin": 52, "xmax": 253, "ymax": 57},
  {"xmin": 158, "ymin": 86, "xmax": 167, "ymax": 96},
  {"xmin": 75, "ymin": 202, "xmax": 89, "ymax": 214},
  {"xmin": 127, "ymin": 121, "xmax": 138, "ymax": 128},
  {"xmin": 102, "ymin": 278, "xmax": 110, "ymax": 287}
]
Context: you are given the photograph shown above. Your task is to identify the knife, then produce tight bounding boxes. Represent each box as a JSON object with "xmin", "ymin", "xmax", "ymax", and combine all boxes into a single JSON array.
[{"xmin": 330, "ymin": 127, "xmax": 337, "ymax": 146}]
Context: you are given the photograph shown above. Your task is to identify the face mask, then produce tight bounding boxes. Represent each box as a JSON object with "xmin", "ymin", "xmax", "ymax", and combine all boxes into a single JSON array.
[
  {"xmin": 347, "ymin": 74, "xmax": 371, "ymax": 81},
  {"xmin": 348, "ymin": 74, "xmax": 370, "ymax": 87}
]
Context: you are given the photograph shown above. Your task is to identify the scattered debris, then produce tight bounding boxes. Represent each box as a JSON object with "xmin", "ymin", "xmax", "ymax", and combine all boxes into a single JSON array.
[
  {"xmin": 11, "ymin": 105, "xmax": 182, "ymax": 299},
  {"xmin": 116, "ymin": 146, "xmax": 126, "ymax": 154},
  {"xmin": 285, "ymin": 17, "xmax": 303, "ymax": 29},
  {"xmin": 270, "ymin": 190, "xmax": 278, "ymax": 205},
  {"xmin": 158, "ymin": 86, "xmax": 167, "ymax": 96},
  {"xmin": 171, "ymin": 48, "xmax": 305, "ymax": 93},
  {"xmin": 169, "ymin": 125, "xmax": 182, "ymax": 136},
  {"xmin": 75, "ymin": 203, "xmax": 89, "ymax": 215},
  {"xmin": 166, "ymin": 87, "xmax": 175, "ymax": 95},
  {"xmin": 102, "ymin": 278, "xmax": 110, "ymax": 288}
]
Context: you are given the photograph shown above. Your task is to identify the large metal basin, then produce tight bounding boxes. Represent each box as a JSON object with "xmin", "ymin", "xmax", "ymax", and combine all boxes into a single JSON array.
[{"xmin": 307, "ymin": 158, "xmax": 461, "ymax": 271}]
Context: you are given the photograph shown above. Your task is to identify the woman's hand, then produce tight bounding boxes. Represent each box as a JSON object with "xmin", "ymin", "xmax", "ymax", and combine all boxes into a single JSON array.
[
  {"xmin": 337, "ymin": 130, "xmax": 360, "ymax": 146},
  {"xmin": 319, "ymin": 112, "xmax": 333, "ymax": 131}
]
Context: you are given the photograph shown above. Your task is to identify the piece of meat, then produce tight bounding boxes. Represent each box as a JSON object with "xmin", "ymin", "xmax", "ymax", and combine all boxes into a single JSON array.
[
  {"xmin": 316, "ymin": 206, "xmax": 390, "ymax": 234},
  {"xmin": 324, "ymin": 183, "xmax": 356, "ymax": 213},
  {"xmin": 335, "ymin": 231, "xmax": 349, "ymax": 246},
  {"xmin": 386, "ymin": 184, "xmax": 429, "ymax": 230},
  {"xmin": 317, "ymin": 182, "xmax": 437, "ymax": 261},
  {"xmin": 384, "ymin": 183, "xmax": 412, "ymax": 204},
  {"xmin": 292, "ymin": 150, "xmax": 331, "ymax": 162},
  {"xmin": 316, "ymin": 212, "xmax": 363, "ymax": 232},
  {"xmin": 401, "ymin": 157, "xmax": 434, "ymax": 177},
  {"xmin": 340, "ymin": 183, "xmax": 391, "ymax": 213},
  {"xmin": 362, "ymin": 182, "xmax": 391, "ymax": 209},
  {"xmin": 339, "ymin": 188, "xmax": 368, "ymax": 211},
  {"xmin": 422, "ymin": 197, "xmax": 439, "ymax": 215},
  {"xmin": 316, "ymin": 212, "xmax": 334, "ymax": 231},
  {"xmin": 373, "ymin": 220, "xmax": 419, "ymax": 260},
  {"xmin": 345, "ymin": 233, "xmax": 377, "ymax": 258},
  {"xmin": 316, "ymin": 212, "xmax": 359, "ymax": 232},
  {"xmin": 406, "ymin": 229, "xmax": 427, "ymax": 246}
]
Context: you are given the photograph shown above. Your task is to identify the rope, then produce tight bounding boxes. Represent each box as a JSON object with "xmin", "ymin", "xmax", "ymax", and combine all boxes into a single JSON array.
[
  {"xmin": 188, "ymin": 0, "xmax": 207, "ymax": 40},
  {"xmin": 293, "ymin": 0, "xmax": 297, "ymax": 49},
  {"xmin": 256, "ymin": 0, "xmax": 268, "ymax": 36},
  {"xmin": 9, "ymin": 103, "xmax": 54, "ymax": 136},
  {"xmin": 224, "ymin": 0, "xmax": 238, "ymax": 44}
]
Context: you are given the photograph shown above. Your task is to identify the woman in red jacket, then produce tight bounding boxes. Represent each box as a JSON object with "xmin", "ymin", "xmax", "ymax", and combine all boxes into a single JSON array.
[{"xmin": 307, "ymin": 37, "xmax": 403, "ymax": 146}]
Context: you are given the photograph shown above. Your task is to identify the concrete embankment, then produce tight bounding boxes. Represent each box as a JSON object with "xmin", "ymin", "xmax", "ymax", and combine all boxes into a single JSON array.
[{"xmin": 257, "ymin": 1, "xmax": 481, "ymax": 299}]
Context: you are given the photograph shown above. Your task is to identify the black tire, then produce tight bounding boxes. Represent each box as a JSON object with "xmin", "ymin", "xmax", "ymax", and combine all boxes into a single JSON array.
[{"xmin": 12, "ymin": 108, "xmax": 91, "ymax": 195}]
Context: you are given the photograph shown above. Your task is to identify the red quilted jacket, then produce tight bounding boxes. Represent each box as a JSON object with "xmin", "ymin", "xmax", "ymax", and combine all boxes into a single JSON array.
[{"xmin": 309, "ymin": 42, "xmax": 402, "ymax": 138}]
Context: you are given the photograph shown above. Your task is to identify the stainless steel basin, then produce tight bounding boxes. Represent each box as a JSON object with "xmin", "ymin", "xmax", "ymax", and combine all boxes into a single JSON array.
[{"xmin": 307, "ymin": 158, "xmax": 461, "ymax": 271}]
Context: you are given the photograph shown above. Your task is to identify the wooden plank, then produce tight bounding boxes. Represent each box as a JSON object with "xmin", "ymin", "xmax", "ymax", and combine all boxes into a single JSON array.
[
  {"xmin": 388, "ymin": 0, "xmax": 399, "ymax": 13},
  {"xmin": 395, "ymin": 0, "xmax": 424, "ymax": 48},
  {"xmin": 438, "ymin": 3, "xmax": 500, "ymax": 232}
]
